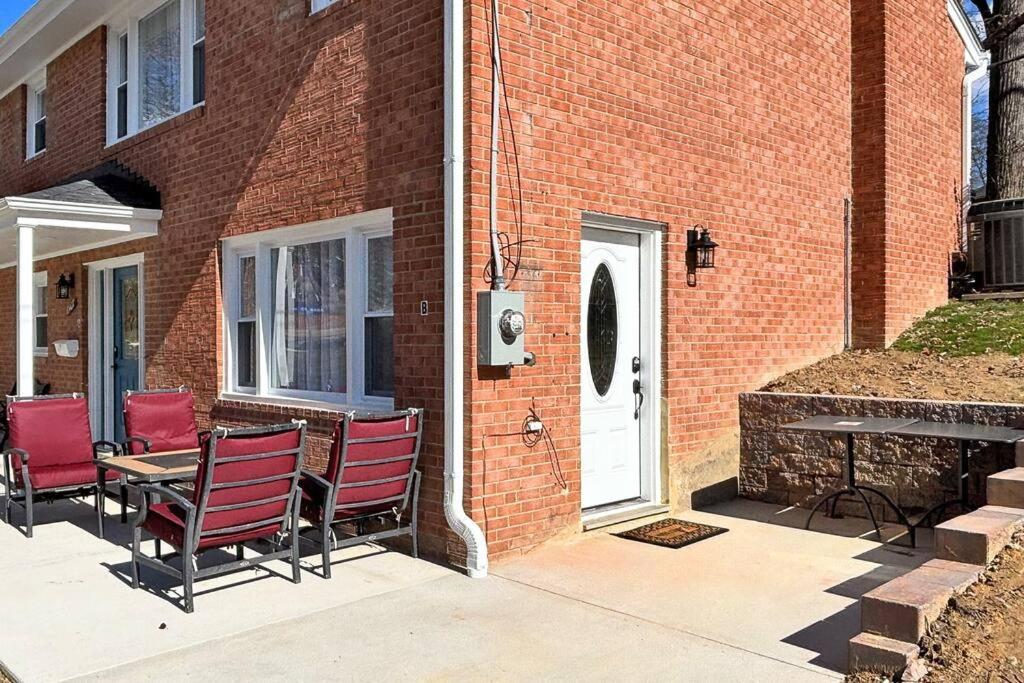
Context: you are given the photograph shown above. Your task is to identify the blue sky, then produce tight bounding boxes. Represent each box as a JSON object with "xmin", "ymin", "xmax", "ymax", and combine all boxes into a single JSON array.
[{"xmin": 0, "ymin": 1, "xmax": 35, "ymax": 35}]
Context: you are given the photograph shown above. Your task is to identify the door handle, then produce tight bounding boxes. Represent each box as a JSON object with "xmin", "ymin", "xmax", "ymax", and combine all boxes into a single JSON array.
[{"xmin": 633, "ymin": 378, "xmax": 645, "ymax": 420}]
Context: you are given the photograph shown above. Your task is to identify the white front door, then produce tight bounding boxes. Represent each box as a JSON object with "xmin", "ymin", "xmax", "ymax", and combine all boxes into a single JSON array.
[{"xmin": 581, "ymin": 227, "xmax": 644, "ymax": 509}]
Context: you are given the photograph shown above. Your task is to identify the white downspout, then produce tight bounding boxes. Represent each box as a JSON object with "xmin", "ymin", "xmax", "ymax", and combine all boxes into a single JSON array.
[
  {"xmin": 962, "ymin": 60, "xmax": 989, "ymax": 190},
  {"xmin": 443, "ymin": 0, "xmax": 488, "ymax": 578},
  {"xmin": 16, "ymin": 224, "xmax": 35, "ymax": 397}
]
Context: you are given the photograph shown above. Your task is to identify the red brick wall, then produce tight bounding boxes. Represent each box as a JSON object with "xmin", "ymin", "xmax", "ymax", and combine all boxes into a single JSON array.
[
  {"xmin": 851, "ymin": 0, "xmax": 964, "ymax": 347},
  {"xmin": 0, "ymin": 0, "xmax": 459, "ymax": 560},
  {"xmin": 0, "ymin": 0, "xmax": 966, "ymax": 567},
  {"xmin": 463, "ymin": 0, "xmax": 857, "ymax": 560}
]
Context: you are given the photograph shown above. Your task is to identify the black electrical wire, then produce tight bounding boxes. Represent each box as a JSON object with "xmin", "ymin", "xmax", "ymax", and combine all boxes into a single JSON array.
[{"xmin": 482, "ymin": 0, "xmax": 528, "ymax": 287}]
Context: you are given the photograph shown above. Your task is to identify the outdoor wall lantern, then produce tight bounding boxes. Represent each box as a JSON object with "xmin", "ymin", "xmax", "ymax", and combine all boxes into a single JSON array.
[
  {"xmin": 686, "ymin": 226, "xmax": 718, "ymax": 287},
  {"xmin": 55, "ymin": 273, "xmax": 75, "ymax": 300},
  {"xmin": 687, "ymin": 226, "xmax": 718, "ymax": 269}
]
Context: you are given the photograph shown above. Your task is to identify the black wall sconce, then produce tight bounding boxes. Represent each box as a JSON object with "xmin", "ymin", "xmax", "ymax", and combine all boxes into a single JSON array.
[
  {"xmin": 686, "ymin": 225, "xmax": 718, "ymax": 286},
  {"xmin": 55, "ymin": 272, "xmax": 75, "ymax": 300}
]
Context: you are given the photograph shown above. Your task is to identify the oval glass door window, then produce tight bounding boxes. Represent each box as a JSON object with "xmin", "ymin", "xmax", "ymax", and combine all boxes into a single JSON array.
[{"xmin": 587, "ymin": 263, "xmax": 617, "ymax": 396}]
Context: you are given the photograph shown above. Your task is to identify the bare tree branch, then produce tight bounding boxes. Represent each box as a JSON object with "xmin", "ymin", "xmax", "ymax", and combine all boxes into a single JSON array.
[
  {"xmin": 971, "ymin": 0, "xmax": 994, "ymax": 20},
  {"xmin": 991, "ymin": 51, "xmax": 1024, "ymax": 68},
  {"xmin": 984, "ymin": 12, "xmax": 1024, "ymax": 49}
]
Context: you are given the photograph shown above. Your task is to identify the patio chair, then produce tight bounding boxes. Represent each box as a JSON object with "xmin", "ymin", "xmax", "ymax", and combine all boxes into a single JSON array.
[
  {"xmin": 0, "ymin": 382, "xmax": 51, "ymax": 451},
  {"xmin": 2, "ymin": 394, "xmax": 122, "ymax": 538},
  {"xmin": 130, "ymin": 421, "xmax": 307, "ymax": 613},
  {"xmin": 122, "ymin": 387, "xmax": 201, "ymax": 455},
  {"xmin": 299, "ymin": 409, "xmax": 422, "ymax": 579}
]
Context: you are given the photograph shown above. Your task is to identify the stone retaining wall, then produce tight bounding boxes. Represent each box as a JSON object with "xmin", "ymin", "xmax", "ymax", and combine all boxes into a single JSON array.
[{"xmin": 739, "ymin": 392, "xmax": 1024, "ymax": 522}]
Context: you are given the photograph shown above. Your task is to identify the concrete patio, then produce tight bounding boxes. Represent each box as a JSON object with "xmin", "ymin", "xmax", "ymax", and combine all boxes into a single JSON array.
[{"xmin": 0, "ymin": 497, "xmax": 933, "ymax": 682}]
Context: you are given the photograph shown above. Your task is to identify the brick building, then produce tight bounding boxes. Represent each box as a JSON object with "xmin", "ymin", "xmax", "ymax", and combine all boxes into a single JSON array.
[{"xmin": 0, "ymin": 0, "xmax": 985, "ymax": 574}]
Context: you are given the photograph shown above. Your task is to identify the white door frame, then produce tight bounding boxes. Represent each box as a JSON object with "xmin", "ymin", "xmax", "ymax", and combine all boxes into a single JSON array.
[
  {"xmin": 86, "ymin": 252, "xmax": 146, "ymax": 440},
  {"xmin": 580, "ymin": 212, "xmax": 664, "ymax": 512}
]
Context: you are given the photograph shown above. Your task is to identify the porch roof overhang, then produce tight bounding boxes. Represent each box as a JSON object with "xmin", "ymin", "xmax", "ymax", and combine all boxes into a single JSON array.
[{"xmin": 0, "ymin": 194, "xmax": 162, "ymax": 269}]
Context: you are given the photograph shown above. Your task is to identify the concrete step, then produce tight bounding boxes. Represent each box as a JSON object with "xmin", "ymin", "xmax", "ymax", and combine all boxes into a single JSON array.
[
  {"xmin": 848, "ymin": 632, "xmax": 920, "ymax": 675},
  {"xmin": 860, "ymin": 559, "xmax": 981, "ymax": 643},
  {"xmin": 988, "ymin": 468, "xmax": 1024, "ymax": 509},
  {"xmin": 934, "ymin": 505, "xmax": 1024, "ymax": 566},
  {"xmin": 1017, "ymin": 441, "xmax": 1024, "ymax": 468}
]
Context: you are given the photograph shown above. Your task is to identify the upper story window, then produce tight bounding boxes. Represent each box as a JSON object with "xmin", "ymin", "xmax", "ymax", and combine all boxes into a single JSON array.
[
  {"xmin": 311, "ymin": 0, "xmax": 341, "ymax": 13},
  {"xmin": 107, "ymin": 0, "xmax": 205, "ymax": 145},
  {"xmin": 221, "ymin": 209, "xmax": 395, "ymax": 409},
  {"xmin": 26, "ymin": 72, "xmax": 46, "ymax": 158}
]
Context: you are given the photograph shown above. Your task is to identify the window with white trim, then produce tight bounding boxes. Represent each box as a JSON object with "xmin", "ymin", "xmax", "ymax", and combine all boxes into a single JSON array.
[
  {"xmin": 107, "ymin": 0, "xmax": 205, "ymax": 144},
  {"xmin": 222, "ymin": 211, "xmax": 395, "ymax": 408},
  {"xmin": 26, "ymin": 73, "xmax": 46, "ymax": 158},
  {"xmin": 33, "ymin": 272, "xmax": 48, "ymax": 356}
]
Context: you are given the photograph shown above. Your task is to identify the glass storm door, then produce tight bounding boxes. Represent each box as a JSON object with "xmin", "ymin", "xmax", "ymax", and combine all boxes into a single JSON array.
[
  {"xmin": 111, "ymin": 265, "xmax": 140, "ymax": 442},
  {"xmin": 580, "ymin": 228, "xmax": 643, "ymax": 509}
]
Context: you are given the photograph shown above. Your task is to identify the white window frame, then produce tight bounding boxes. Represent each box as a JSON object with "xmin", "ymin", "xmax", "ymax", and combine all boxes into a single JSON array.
[
  {"xmin": 311, "ymin": 0, "xmax": 340, "ymax": 14},
  {"xmin": 221, "ymin": 208, "xmax": 395, "ymax": 411},
  {"xmin": 25, "ymin": 70, "xmax": 46, "ymax": 159},
  {"xmin": 33, "ymin": 271, "xmax": 48, "ymax": 357},
  {"xmin": 106, "ymin": 0, "xmax": 205, "ymax": 146}
]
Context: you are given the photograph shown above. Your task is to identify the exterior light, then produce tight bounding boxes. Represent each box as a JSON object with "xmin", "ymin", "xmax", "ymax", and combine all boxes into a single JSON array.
[
  {"xmin": 687, "ymin": 226, "xmax": 718, "ymax": 270},
  {"xmin": 56, "ymin": 272, "xmax": 75, "ymax": 300}
]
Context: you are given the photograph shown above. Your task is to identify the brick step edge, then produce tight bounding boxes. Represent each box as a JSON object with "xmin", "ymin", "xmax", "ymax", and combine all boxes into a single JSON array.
[
  {"xmin": 860, "ymin": 559, "xmax": 981, "ymax": 643},
  {"xmin": 989, "ymin": 468, "xmax": 1024, "ymax": 509},
  {"xmin": 934, "ymin": 505, "xmax": 1024, "ymax": 566},
  {"xmin": 849, "ymin": 632, "xmax": 920, "ymax": 675}
]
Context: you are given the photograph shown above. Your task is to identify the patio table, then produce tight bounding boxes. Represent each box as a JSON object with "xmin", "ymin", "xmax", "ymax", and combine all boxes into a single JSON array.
[
  {"xmin": 94, "ymin": 449, "xmax": 200, "ymax": 539},
  {"xmin": 782, "ymin": 416, "xmax": 918, "ymax": 545},
  {"xmin": 886, "ymin": 421, "xmax": 1024, "ymax": 529}
]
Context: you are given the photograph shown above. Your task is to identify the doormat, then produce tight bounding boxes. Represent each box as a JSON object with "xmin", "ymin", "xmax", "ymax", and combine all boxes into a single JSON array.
[{"xmin": 613, "ymin": 518, "xmax": 728, "ymax": 549}]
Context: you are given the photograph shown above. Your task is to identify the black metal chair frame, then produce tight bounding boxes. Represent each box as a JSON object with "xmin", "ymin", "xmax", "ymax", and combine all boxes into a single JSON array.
[
  {"xmin": 130, "ymin": 421, "xmax": 307, "ymax": 614},
  {"xmin": 300, "ymin": 409, "xmax": 423, "ymax": 579},
  {"xmin": 1, "ymin": 393, "xmax": 123, "ymax": 539}
]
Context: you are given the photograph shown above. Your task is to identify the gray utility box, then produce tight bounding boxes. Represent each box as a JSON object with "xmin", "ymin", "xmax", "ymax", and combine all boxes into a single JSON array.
[{"xmin": 477, "ymin": 290, "xmax": 527, "ymax": 366}]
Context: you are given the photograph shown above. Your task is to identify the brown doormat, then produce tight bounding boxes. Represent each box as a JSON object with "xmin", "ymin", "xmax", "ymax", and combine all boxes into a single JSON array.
[{"xmin": 613, "ymin": 518, "xmax": 728, "ymax": 549}]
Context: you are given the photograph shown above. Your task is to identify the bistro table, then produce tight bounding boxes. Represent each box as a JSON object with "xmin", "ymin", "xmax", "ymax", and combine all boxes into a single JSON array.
[
  {"xmin": 886, "ymin": 421, "xmax": 1024, "ymax": 529},
  {"xmin": 95, "ymin": 449, "xmax": 200, "ymax": 539},
  {"xmin": 783, "ymin": 416, "xmax": 919, "ymax": 545}
]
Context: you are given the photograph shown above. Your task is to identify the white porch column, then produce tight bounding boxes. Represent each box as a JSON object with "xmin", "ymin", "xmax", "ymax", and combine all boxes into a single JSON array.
[{"xmin": 15, "ymin": 224, "xmax": 34, "ymax": 397}]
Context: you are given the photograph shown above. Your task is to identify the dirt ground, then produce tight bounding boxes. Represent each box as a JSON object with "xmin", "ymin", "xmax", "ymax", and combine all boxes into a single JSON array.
[
  {"xmin": 762, "ymin": 350, "xmax": 1024, "ymax": 404},
  {"xmin": 920, "ymin": 533, "xmax": 1024, "ymax": 683},
  {"xmin": 848, "ymin": 532, "xmax": 1024, "ymax": 683}
]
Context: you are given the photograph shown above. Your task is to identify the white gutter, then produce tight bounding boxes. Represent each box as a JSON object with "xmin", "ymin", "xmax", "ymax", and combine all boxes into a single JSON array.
[{"xmin": 443, "ymin": 0, "xmax": 488, "ymax": 578}]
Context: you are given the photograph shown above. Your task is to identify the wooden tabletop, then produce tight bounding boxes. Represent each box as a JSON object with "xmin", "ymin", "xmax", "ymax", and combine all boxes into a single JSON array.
[{"xmin": 95, "ymin": 448, "xmax": 200, "ymax": 483}]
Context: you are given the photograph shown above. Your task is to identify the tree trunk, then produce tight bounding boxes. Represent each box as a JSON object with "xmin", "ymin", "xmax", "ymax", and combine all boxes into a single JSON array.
[{"xmin": 988, "ymin": 0, "xmax": 1024, "ymax": 199}]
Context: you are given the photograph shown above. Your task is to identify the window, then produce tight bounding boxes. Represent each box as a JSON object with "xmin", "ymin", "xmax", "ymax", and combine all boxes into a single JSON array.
[
  {"xmin": 311, "ymin": 0, "xmax": 340, "ymax": 13},
  {"xmin": 364, "ymin": 235, "xmax": 394, "ymax": 397},
  {"xmin": 107, "ymin": 0, "xmax": 205, "ymax": 144},
  {"xmin": 223, "ymin": 210, "xmax": 395, "ymax": 408},
  {"xmin": 33, "ymin": 272, "xmax": 48, "ymax": 356},
  {"xmin": 26, "ymin": 73, "xmax": 46, "ymax": 158}
]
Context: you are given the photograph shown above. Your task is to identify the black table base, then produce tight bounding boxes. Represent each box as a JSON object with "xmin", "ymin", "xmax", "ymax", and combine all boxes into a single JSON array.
[
  {"xmin": 805, "ymin": 433, "xmax": 920, "ymax": 546},
  {"xmin": 806, "ymin": 437, "xmax": 973, "ymax": 548}
]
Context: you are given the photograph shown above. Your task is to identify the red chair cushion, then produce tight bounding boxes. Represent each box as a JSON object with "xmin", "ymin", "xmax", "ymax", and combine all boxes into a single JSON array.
[
  {"xmin": 298, "ymin": 475, "xmax": 394, "ymax": 523},
  {"xmin": 191, "ymin": 427, "xmax": 303, "ymax": 543},
  {"xmin": 15, "ymin": 464, "xmax": 119, "ymax": 491},
  {"xmin": 124, "ymin": 391, "xmax": 200, "ymax": 455},
  {"xmin": 7, "ymin": 397, "xmax": 95, "ymax": 468},
  {"xmin": 302, "ymin": 413, "xmax": 418, "ymax": 524},
  {"xmin": 142, "ymin": 502, "xmax": 281, "ymax": 551}
]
